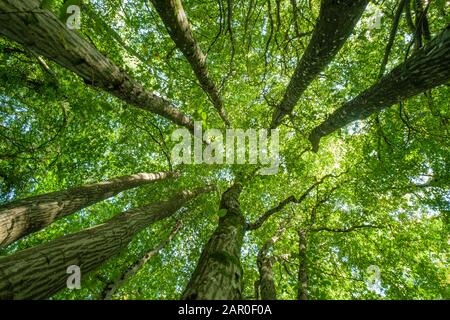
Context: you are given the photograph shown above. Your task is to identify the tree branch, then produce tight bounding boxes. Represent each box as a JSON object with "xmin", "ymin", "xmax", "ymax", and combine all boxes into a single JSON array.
[
  {"xmin": 270, "ymin": 0, "xmax": 369, "ymax": 128},
  {"xmin": 0, "ymin": 0, "xmax": 195, "ymax": 133},
  {"xmin": 310, "ymin": 224, "xmax": 382, "ymax": 233},
  {"xmin": 378, "ymin": 0, "xmax": 407, "ymax": 79},
  {"xmin": 309, "ymin": 24, "xmax": 450, "ymax": 152},
  {"xmin": 150, "ymin": 0, "xmax": 231, "ymax": 126},
  {"xmin": 247, "ymin": 174, "xmax": 336, "ymax": 230},
  {"xmin": 101, "ymin": 220, "xmax": 182, "ymax": 299}
]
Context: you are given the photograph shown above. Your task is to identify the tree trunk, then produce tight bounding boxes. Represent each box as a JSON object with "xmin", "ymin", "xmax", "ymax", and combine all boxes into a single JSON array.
[
  {"xmin": 297, "ymin": 229, "xmax": 308, "ymax": 300},
  {"xmin": 271, "ymin": 0, "xmax": 369, "ymax": 128},
  {"xmin": 181, "ymin": 183, "xmax": 245, "ymax": 300},
  {"xmin": 0, "ymin": 171, "xmax": 179, "ymax": 247},
  {"xmin": 257, "ymin": 240, "xmax": 277, "ymax": 300},
  {"xmin": 150, "ymin": 0, "xmax": 230, "ymax": 126},
  {"xmin": 309, "ymin": 23, "xmax": 450, "ymax": 151},
  {"xmin": 0, "ymin": 185, "xmax": 214, "ymax": 299},
  {"xmin": 0, "ymin": 0, "xmax": 194, "ymax": 132},
  {"xmin": 101, "ymin": 220, "xmax": 182, "ymax": 300}
]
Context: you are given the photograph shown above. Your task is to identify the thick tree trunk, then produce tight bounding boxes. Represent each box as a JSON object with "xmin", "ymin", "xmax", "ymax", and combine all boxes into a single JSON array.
[
  {"xmin": 182, "ymin": 183, "xmax": 245, "ymax": 300},
  {"xmin": 101, "ymin": 220, "xmax": 182, "ymax": 300},
  {"xmin": 271, "ymin": 0, "xmax": 369, "ymax": 128},
  {"xmin": 0, "ymin": 186, "xmax": 214, "ymax": 299},
  {"xmin": 0, "ymin": 0, "xmax": 194, "ymax": 132},
  {"xmin": 297, "ymin": 229, "xmax": 308, "ymax": 300},
  {"xmin": 0, "ymin": 172, "xmax": 179, "ymax": 247},
  {"xmin": 309, "ymin": 24, "xmax": 450, "ymax": 151},
  {"xmin": 257, "ymin": 240, "xmax": 277, "ymax": 300},
  {"xmin": 150, "ymin": 0, "xmax": 230, "ymax": 126}
]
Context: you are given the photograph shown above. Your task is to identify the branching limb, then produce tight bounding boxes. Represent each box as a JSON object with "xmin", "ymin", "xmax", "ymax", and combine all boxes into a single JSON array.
[
  {"xmin": 270, "ymin": 0, "xmax": 369, "ymax": 128},
  {"xmin": 309, "ymin": 24, "xmax": 450, "ymax": 152},
  {"xmin": 149, "ymin": 0, "xmax": 231, "ymax": 126},
  {"xmin": 247, "ymin": 174, "xmax": 337, "ymax": 230}
]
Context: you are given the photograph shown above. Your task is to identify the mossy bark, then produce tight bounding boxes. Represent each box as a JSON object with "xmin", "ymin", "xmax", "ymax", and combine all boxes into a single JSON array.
[{"xmin": 182, "ymin": 184, "xmax": 245, "ymax": 300}]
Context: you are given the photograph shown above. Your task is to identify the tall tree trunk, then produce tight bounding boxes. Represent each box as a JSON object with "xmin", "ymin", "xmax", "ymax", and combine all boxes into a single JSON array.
[
  {"xmin": 182, "ymin": 183, "xmax": 245, "ymax": 300},
  {"xmin": 309, "ymin": 23, "xmax": 450, "ymax": 151},
  {"xmin": 0, "ymin": 172, "xmax": 179, "ymax": 247},
  {"xmin": 0, "ymin": 0, "xmax": 194, "ymax": 132},
  {"xmin": 0, "ymin": 185, "xmax": 214, "ymax": 299},
  {"xmin": 150, "ymin": 0, "xmax": 230, "ymax": 126},
  {"xmin": 255, "ymin": 218, "xmax": 290, "ymax": 300},
  {"xmin": 257, "ymin": 240, "xmax": 277, "ymax": 300},
  {"xmin": 297, "ymin": 229, "xmax": 308, "ymax": 300},
  {"xmin": 271, "ymin": 0, "xmax": 369, "ymax": 128},
  {"xmin": 101, "ymin": 220, "xmax": 182, "ymax": 300}
]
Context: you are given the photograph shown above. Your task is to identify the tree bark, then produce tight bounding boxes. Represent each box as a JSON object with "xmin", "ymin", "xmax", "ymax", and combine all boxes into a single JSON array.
[
  {"xmin": 0, "ymin": 185, "xmax": 214, "ymax": 299},
  {"xmin": 181, "ymin": 183, "xmax": 245, "ymax": 300},
  {"xmin": 0, "ymin": 171, "xmax": 179, "ymax": 247},
  {"xmin": 101, "ymin": 220, "xmax": 182, "ymax": 300},
  {"xmin": 257, "ymin": 239, "xmax": 277, "ymax": 300},
  {"xmin": 150, "ymin": 0, "xmax": 230, "ymax": 126},
  {"xmin": 309, "ymin": 23, "xmax": 450, "ymax": 151},
  {"xmin": 378, "ymin": 0, "xmax": 407, "ymax": 79},
  {"xmin": 297, "ymin": 229, "xmax": 308, "ymax": 300},
  {"xmin": 271, "ymin": 0, "xmax": 369, "ymax": 128},
  {"xmin": 0, "ymin": 0, "xmax": 194, "ymax": 132}
]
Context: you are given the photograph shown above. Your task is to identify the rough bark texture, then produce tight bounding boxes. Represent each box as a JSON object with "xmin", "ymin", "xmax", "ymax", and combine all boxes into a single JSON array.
[
  {"xmin": 309, "ymin": 23, "xmax": 450, "ymax": 151},
  {"xmin": 150, "ymin": 0, "xmax": 230, "ymax": 126},
  {"xmin": 271, "ymin": 0, "xmax": 369, "ymax": 128},
  {"xmin": 257, "ymin": 239, "xmax": 277, "ymax": 300},
  {"xmin": 0, "ymin": 0, "xmax": 194, "ymax": 132},
  {"xmin": 182, "ymin": 183, "xmax": 245, "ymax": 300},
  {"xmin": 297, "ymin": 229, "xmax": 308, "ymax": 300},
  {"xmin": 101, "ymin": 221, "xmax": 182, "ymax": 299},
  {"xmin": 0, "ymin": 172, "xmax": 179, "ymax": 247},
  {"xmin": 0, "ymin": 186, "xmax": 214, "ymax": 299}
]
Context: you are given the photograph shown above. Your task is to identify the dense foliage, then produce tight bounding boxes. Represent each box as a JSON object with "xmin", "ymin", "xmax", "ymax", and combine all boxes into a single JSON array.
[{"xmin": 0, "ymin": 0, "xmax": 448, "ymax": 299}]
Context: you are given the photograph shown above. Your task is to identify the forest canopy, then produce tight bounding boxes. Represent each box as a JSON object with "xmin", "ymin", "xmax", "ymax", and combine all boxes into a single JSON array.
[{"xmin": 0, "ymin": 0, "xmax": 449, "ymax": 300}]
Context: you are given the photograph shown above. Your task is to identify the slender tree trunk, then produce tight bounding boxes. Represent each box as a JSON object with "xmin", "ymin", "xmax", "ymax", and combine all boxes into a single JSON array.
[
  {"xmin": 150, "ymin": 0, "xmax": 230, "ymax": 126},
  {"xmin": 101, "ymin": 220, "xmax": 182, "ymax": 300},
  {"xmin": 0, "ymin": 186, "xmax": 214, "ymax": 299},
  {"xmin": 182, "ymin": 183, "xmax": 245, "ymax": 300},
  {"xmin": 256, "ymin": 217, "xmax": 291, "ymax": 300},
  {"xmin": 257, "ymin": 240, "xmax": 277, "ymax": 300},
  {"xmin": 0, "ymin": 0, "xmax": 194, "ymax": 132},
  {"xmin": 0, "ymin": 172, "xmax": 179, "ymax": 247},
  {"xmin": 271, "ymin": 0, "xmax": 369, "ymax": 128},
  {"xmin": 297, "ymin": 229, "xmax": 308, "ymax": 300},
  {"xmin": 309, "ymin": 23, "xmax": 450, "ymax": 151}
]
